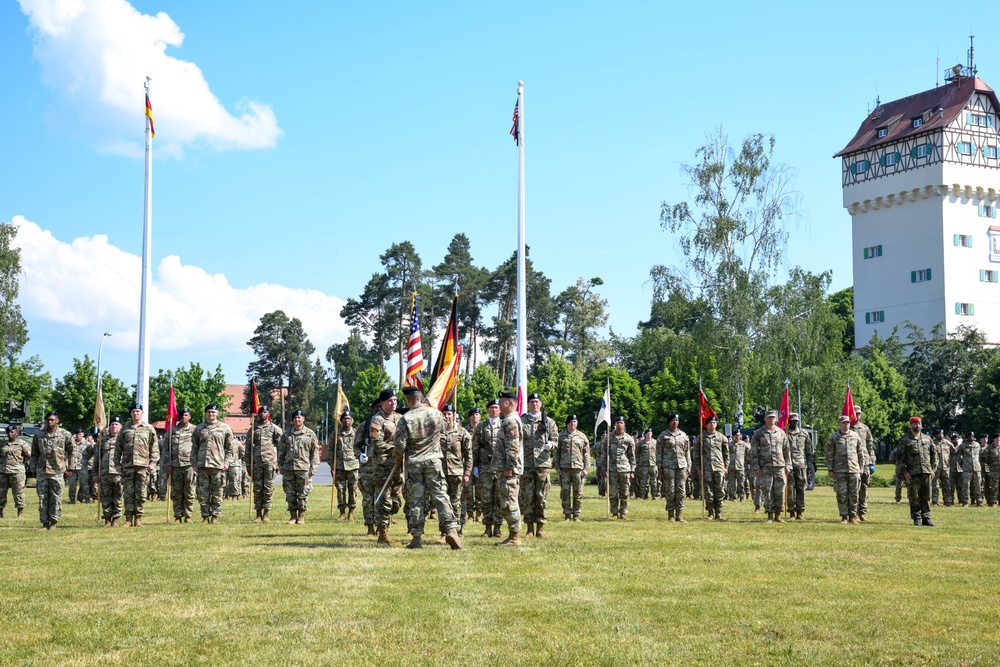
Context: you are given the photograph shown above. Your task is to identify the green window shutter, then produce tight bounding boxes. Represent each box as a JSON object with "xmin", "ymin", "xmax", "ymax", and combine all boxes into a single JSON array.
[
  {"xmin": 980, "ymin": 204, "xmax": 985, "ymax": 217},
  {"xmin": 879, "ymin": 155, "xmax": 885, "ymax": 167},
  {"xmin": 879, "ymin": 311, "xmax": 884, "ymax": 321},
  {"xmin": 981, "ymin": 270, "xmax": 986, "ymax": 282},
  {"xmin": 971, "ymin": 304, "xmax": 976, "ymax": 316},
  {"xmin": 911, "ymin": 271, "xmax": 916, "ymax": 283},
  {"xmin": 926, "ymin": 143, "xmax": 933, "ymax": 155},
  {"xmin": 989, "ymin": 116, "xmax": 995, "ymax": 128},
  {"xmin": 877, "ymin": 244, "xmax": 883, "ymax": 256},
  {"xmin": 863, "ymin": 247, "xmax": 869, "ymax": 259},
  {"xmin": 954, "ymin": 234, "xmax": 960, "ymax": 246},
  {"xmin": 973, "ymin": 143, "xmax": 977, "ymax": 154},
  {"xmin": 893, "ymin": 152, "xmax": 900, "ymax": 164},
  {"xmin": 926, "ymin": 268, "xmax": 932, "ymax": 280},
  {"xmin": 911, "ymin": 146, "xmax": 918, "ymax": 159},
  {"xmin": 967, "ymin": 112, "xmax": 972, "ymax": 124},
  {"xmin": 865, "ymin": 312, "xmax": 871, "ymax": 324},
  {"xmin": 956, "ymin": 302, "xmax": 962, "ymax": 315},
  {"xmin": 993, "ymin": 207, "xmax": 997, "ymax": 219}
]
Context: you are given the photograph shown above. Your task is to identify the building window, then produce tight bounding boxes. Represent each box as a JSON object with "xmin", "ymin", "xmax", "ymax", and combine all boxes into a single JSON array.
[
  {"xmin": 911, "ymin": 268, "xmax": 932, "ymax": 283},
  {"xmin": 914, "ymin": 143, "xmax": 932, "ymax": 158},
  {"xmin": 957, "ymin": 141, "xmax": 975, "ymax": 156},
  {"xmin": 985, "ymin": 145, "xmax": 998, "ymax": 159},
  {"xmin": 978, "ymin": 203, "xmax": 997, "ymax": 218},
  {"xmin": 980, "ymin": 270, "xmax": 999, "ymax": 283},
  {"xmin": 851, "ymin": 159, "xmax": 870, "ymax": 175},
  {"xmin": 863, "ymin": 244, "xmax": 883, "ymax": 259},
  {"xmin": 864, "ymin": 310, "xmax": 885, "ymax": 324},
  {"xmin": 912, "ymin": 117, "xmax": 924, "ymax": 128},
  {"xmin": 955, "ymin": 234, "xmax": 973, "ymax": 248},
  {"xmin": 884, "ymin": 152, "xmax": 898, "ymax": 166},
  {"xmin": 968, "ymin": 113, "xmax": 991, "ymax": 127},
  {"xmin": 877, "ymin": 127, "xmax": 888, "ymax": 138},
  {"xmin": 956, "ymin": 302, "xmax": 975, "ymax": 316}
]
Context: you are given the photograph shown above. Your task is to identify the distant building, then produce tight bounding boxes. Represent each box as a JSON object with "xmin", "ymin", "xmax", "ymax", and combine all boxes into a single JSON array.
[{"xmin": 837, "ymin": 67, "xmax": 1000, "ymax": 345}]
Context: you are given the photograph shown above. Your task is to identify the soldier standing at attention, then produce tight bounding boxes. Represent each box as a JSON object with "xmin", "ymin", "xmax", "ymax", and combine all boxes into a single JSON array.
[
  {"xmin": 930, "ymin": 428, "xmax": 950, "ymax": 506},
  {"xmin": 278, "ymin": 409, "xmax": 319, "ymax": 524},
  {"xmin": 94, "ymin": 417, "xmax": 124, "ymax": 526},
  {"xmin": 225, "ymin": 435, "xmax": 246, "ymax": 501},
  {"xmin": 0, "ymin": 425, "xmax": 30, "ymax": 518},
  {"xmin": 329, "ymin": 409, "xmax": 358, "ymax": 521},
  {"xmin": 635, "ymin": 428, "xmax": 657, "ymax": 500},
  {"xmin": 113, "ymin": 403, "xmax": 159, "ymax": 527},
  {"xmin": 247, "ymin": 405, "xmax": 281, "ymax": 523},
  {"xmin": 30, "ymin": 411, "xmax": 74, "ymax": 530},
  {"xmin": 594, "ymin": 432, "xmax": 608, "ymax": 498},
  {"xmin": 520, "ymin": 393, "xmax": 558, "ymax": 539},
  {"xmin": 727, "ymin": 434, "xmax": 749, "ymax": 502},
  {"xmin": 850, "ymin": 407, "xmax": 876, "ymax": 521},
  {"xmin": 392, "ymin": 387, "xmax": 462, "ymax": 550},
  {"xmin": 165, "ymin": 408, "xmax": 197, "ymax": 523},
  {"xmin": 657, "ymin": 414, "xmax": 690, "ymax": 523},
  {"xmin": 555, "ymin": 414, "xmax": 589, "ymax": 521},
  {"xmin": 355, "ymin": 399, "xmax": 381, "ymax": 537},
  {"xmin": 438, "ymin": 404, "xmax": 471, "ymax": 540},
  {"xmin": 371, "ymin": 389, "xmax": 403, "ymax": 546},
  {"xmin": 191, "ymin": 403, "xmax": 235, "ymax": 524},
  {"xmin": 492, "ymin": 391, "xmax": 524, "ymax": 546},
  {"xmin": 896, "ymin": 416, "xmax": 937, "ymax": 526},
  {"xmin": 947, "ymin": 433, "xmax": 961, "ymax": 506},
  {"xmin": 696, "ymin": 415, "xmax": 729, "ymax": 521},
  {"xmin": 786, "ymin": 413, "xmax": 813, "ymax": 521},
  {"xmin": 606, "ymin": 416, "xmax": 636, "ymax": 520},
  {"xmin": 956, "ymin": 431, "xmax": 982, "ymax": 507},
  {"xmin": 981, "ymin": 434, "xmax": 1000, "ymax": 506},
  {"xmin": 750, "ymin": 410, "xmax": 791, "ymax": 523},
  {"xmin": 473, "ymin": 399, "xmax": 504, "ymax": 538},
  {"xmin": 826, "ymin": 415, "xmax": 865, "ymax": 523},
  {"xmin": 86, "ymin": 431, "xmax": 100, "ymax": 501},
  {"xmin": 66, "ymin": 428, "xmax": 87, "ymax": 504},
  {"xmin": 462, "ymin": 407, "xmax": 481, "ymax": 522}
]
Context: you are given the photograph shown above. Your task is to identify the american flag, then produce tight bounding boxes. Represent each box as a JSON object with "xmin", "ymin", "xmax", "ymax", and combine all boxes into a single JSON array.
[
  {"xmin": 405, "ymin": 294, "xmax": 424, "ymax": 391},
  {"xmin": 510, "ymin": 99, "xmax": 519, "ymax": 144}
]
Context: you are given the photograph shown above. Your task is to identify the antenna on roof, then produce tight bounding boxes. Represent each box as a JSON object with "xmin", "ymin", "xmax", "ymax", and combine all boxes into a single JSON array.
[{"xmin": 968, "ymin": 34, "xmax": 977, "ymax": 76}]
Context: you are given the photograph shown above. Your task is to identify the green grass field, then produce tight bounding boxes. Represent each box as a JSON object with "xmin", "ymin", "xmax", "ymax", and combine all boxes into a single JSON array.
[{"xmin": 1, "ymin": 475, "xmax": 998, "ymax": 666}]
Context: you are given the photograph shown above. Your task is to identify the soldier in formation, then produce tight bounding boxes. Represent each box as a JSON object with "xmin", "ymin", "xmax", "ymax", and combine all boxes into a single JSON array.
[
  {"xmin": 94, "ymin": 417, "xmax": 123, "ymax": 526},
  {"xmin": 0, "ymin": 425, "xmax": 30, "ymax": 518},
  {"xmin": 727, "ymin": 433, "xmax": 749, "ymax": 502},
  {"xmin": 634, "ymin": 427, "xmax": 657, "ymax": 500},
  {"xmin": 850, "ymin": 407, "xmax": 876, "ymax": 522},
  {"xmin": 555, "ymin": 414, "xmax": 589, "ymax": 521},
  {"xmin": 473, "ymin": 398, "xmax": 503, "ymax": 538},
  {"xmin": 329, "ymin": 408, "xmax": 358, "ymax": 521},
  {"xmin": 520, "ymin": 393, "xmax": 558, "ymax": 539},
  {"xmin": 279, "ymin": 409, "xmax": 319, "ymax": 524},
  {"xmin": 956, "ymin": 431, "xmax": 983, "ymax": 506},
  {"xmin": 657, "ymin": 413, "xmax": 689, "ymax": 522},
  {"xmin": 750, "ymin": 410, "xmax": 791, "ymax": 523},
  {"xmin": 354, "ymin": 399, "xmax": 380, "ymax": 536},
  {"xmin": 114, "ymin": 403, "xmax": 159, "ymax": 527},
  {"xmin": 438, "ymin": 404, "xmax": 471, "ymax": 540},
  {"xmin": 693, "ymin": 415, "xmax": 728, "ymax": 521},
  {"xmin": 87, "ymin": 431, "xmax": 99, "ymax": 501},
  {"xmin": 896, "ymin": 416, "xmax": 937, "ymax": 526},
  {"xmin": 192, "ymin": 403, "xmax": 235, "ymax": 523},
  {"xmin": 606, "ymin": 415, "xmax": 635, "ymax": 520},
  {"xmin": 247, "ymin": 405, "xmax": 281, "ymax": 523},
  {"xmin": 929, "ymin": 428, "xmax": 951, "ymax": 506},
  {"xmin": 30, "ymin": 411, "xmax": 74, "ymax": 530},
  {"xmin": 983, "ymin": 433, "xmax": 1000, "ymax": 506},
  {"xmin": 462, "ymin": 407, "xmax": 481, "ymax": 522},
  {"xmin": 66, "ymin": 427, "xmax": 90, "ymax": 504},
  {"xmin": 492, "ymin": 391, "xmax": 524, "ymax": 546},
  {"xmin": 786, "ymin": 413, "xmax": 813, "ymax": 520},
  {"xmin": 165, "ymin": 407, "xmax": 197, "ymax": 523},
  {"xmin": 594, "ymin": 432, "xmax": 607, "ymax": 498},
  {"xmin": 370, "ymin": 389, "xmax": 403, "ymax": 545},
  {"xmin": 225, "ymin": 434, "xmax": 246, "ymax": 501},
  {"xmin": 826, "ymin": 415, "xmax": 865, "ymax": 523}
]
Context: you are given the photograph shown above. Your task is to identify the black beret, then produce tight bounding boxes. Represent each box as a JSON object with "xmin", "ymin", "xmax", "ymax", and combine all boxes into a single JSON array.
[
  {"xmin": 340, "ymin": 409, "xmax": 352, "ymax": 419},
  {"xmin": 566, "ymin": 414, "xmax": 578, "ymax": 424},
  {"xmin": 180, "ymin": 407, "xmax": 191, "ymax": 415},
  {"xmin": 371, "ymin": 398, "xmax": 381, "ymax": 409},
  {"xmin": 933, "ymin": 428, "xmax": 944, "ymax": 435},
  {"xmin": 109, "ymin": 416, "xmax": 121, "ymax": 424},
  {"xmin": 486, "ymin": 399, "xmax": 499, "ymax": 408},
  {"xmin": 498, "ymin": 391, "xmax": 517, "ymax": 400},
  {"xmin": 645, "ymin": 428, "xmax": 653, "ymax": 434},
  {"xmin": 292, "ymin": 409, "xmax": 305, "ymax": 417},
  {"xmin": 966, "ymin": 431, "xmax": 976, "ymax": 438},
  {"xmin": 74, "ymin": 427, "xmax": 85, "ymax": 434},
  {"xmin": 614, "ymin": 415, "xmax": 625, "ymax": 423},
  {"xmin": 5, "ymin": 425, "xmax": 18, "ymax": 434},
  {"xmin": 401, "ymin": 385, "xmax": 420, "ymax": 396},
  {"xmin": 45, "ymin": 411, "xmax": 58, "ymax": 419},
  {"xmin": 257, "ymin": 405, "xmax": 269, "ymax": 414},
  {"xmin": 378, "ymin": 388, "xmax": 396, "ymax": 402},
  {"xmin": 205, "ymin": 403, "xmax": 218, "ymax": 412},
  {"xmin": 442, "ymin": 404, "xmax": 455, "ymax": 413},
  {"xmin": 129, "ymin": 402, "xmax": 143, "ymax": 411},
  {"xmin": 705, "ymin": 415, "xmax": 718, "ymax": 423},
  {"xmin": 667, "ymin": 413, "xmax": 680, "ymax": 421},
  {"xmin": 527, "ymin": 392, "xmax": 541, "ymax": 401},
  {"xmin": 467, "ymin": 407, "xmax": 481, "ymax": 416},
  {"xmin": 992, "ymin": 433, "xmax": 1000, "ymax": 440}
]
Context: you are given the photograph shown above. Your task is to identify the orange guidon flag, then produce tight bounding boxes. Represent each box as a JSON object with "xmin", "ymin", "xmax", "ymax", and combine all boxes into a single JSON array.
[{"xmin": 145, "ymin": 93, "xmax": 155, "ymax": 138}]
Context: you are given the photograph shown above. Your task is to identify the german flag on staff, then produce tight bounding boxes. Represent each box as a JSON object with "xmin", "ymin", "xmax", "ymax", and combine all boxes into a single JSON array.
[
  {"xmin": 430, "ymin": 295, "xmax": 458, "ymax": 385},
  {"xmin": 145, "ymin": 93, "xmax": 155, "ymax": 138}
]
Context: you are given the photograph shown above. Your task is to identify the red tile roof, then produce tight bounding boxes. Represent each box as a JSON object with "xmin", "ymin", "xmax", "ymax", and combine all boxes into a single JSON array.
[{"xmin": 835, "ymin": 76, "xmax": 1000, "ymax": 157}]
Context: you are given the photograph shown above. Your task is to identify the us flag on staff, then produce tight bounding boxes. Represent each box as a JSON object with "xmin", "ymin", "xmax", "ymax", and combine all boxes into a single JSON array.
[
  {"xmin": 510, "ymin": 99, "xmax": 519, "ymax": 144},
  {"xmin": 404, "ymin": 292, "xmax": 424, "ymax": 391}
]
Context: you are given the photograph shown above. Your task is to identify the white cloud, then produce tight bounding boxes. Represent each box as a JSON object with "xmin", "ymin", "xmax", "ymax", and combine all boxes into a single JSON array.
[
  {"xmin": 10, "ymin": 215, "xmax": 348, "ymax": 355},
  {"xmin": 19, "ymin": 0, "xmax": 282, "ymax": 155}
]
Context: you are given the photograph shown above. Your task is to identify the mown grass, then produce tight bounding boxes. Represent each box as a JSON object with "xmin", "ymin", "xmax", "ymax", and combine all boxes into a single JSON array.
[{"xmin": 1, "ymin": 479, "xmax": 997, "ymax": 666}]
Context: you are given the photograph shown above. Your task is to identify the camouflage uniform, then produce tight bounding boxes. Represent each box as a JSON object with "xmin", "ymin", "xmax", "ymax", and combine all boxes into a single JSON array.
[
  {"xmin": 165, "ymin": 422, "xmax": 197, "ymax": 520},
  {"xmin": 607, "ymin": 431, "xmax": 635, "ymax": 518},
  {"xmin": 657, "ymin": 429, "xmax": 689, "ymax": 516},
  {"xmin": 354, "ymin": 420, "xmax": 376, "ymax": 529},
  {"xmin": 113, "ymin": 421, "xmax": 159, "ymax": 521},
  {"xmin": 247, "ymin": 419, "xmax": 282, "ymax": 515},
  {"xmin": 439, "ymin": 423, "xmax": 472, "ymax": 535},
  {"xmin": 750, "ymin": 425, "xmax": 791, "ymax": 517},
  {"xmin": 225, "ymin": 438, "xmax": 246, "ymax": 499},
  {"xmin": 930, "ymin": 435, "xmax": 952, "ymax": 505},
  {"xmin": 328, "ymin": 426, "xmax": 358, "ymax": 514},
  {"xmin": 0, "ymin": 435, "xmax": 30, "ymax": 516},
  {"xmin": 94, "ymin": 432, "xmax": 123, "ymax": 522},
  {"xmin": 896, "ymin": 430, "xmax": 937, "ymax": 523},
  {"xmin": 826, "ymin": 429, "xmax": 864, "ymax": 519},
  {"xmin": 956, "ymin": 438, "xmax": 983, "ymax": 506},
  {"xmin": 30, "ymin": 426, "xmax": 74, "ymax": 527},
  {"xmin": 278, "ymin": 424, "xmax": 320, "ymax": 516},
  {"xmin": 555, "ymin": 429, "xmax": 590, "ymax": 519},
  {"xmin": 948, "ymin": 439, "xmax": 961, "ymax": 506},
  {"xmin": 389, "ymin": 404, "xmax": 456, "ymax": 539},
  {"xmin": 594, "ymin": 435, "xmax": 607, "ymax": 497},
  {"xmin": 982, "ymin": 439, "xmax": 1000, "ymax": 506},
  {"xmin": 370, "ymin": 409, "xmax": 401, "ymax": 530},
  {"xmin": 634, "ymin": 434, "xmax": 657, "ymax": 499},
  {"xmin": 787, "ymin": 426, "xmax": 814, "ymax": 517},
  {"xmin": 888, "ymin": 447, "xmax": 904, "ymax": 502},
  {"xmin": 692, "ymin": 431, "xmax": 729, "ymax": 518},
  {"xmin": 192, "ymin": 421, "xmax": 236, "ymax": 519},
  {"xmin": 727, "ymin": 437, "xmax": 749, "ymax": 501},
  {"xmin": 473, "ymin": 417, "xmax": 504, "ymax": 532},
  {"xmin": 491, "ymin": 412, "xmax": 523, "ymax": 534},
  {"xmin": 66, "ymin": 435, "xmax": 89, "ymax": 503},
  {"xmin": 850, "ymin": 420, "xmax": 876, "ymax": 519},
  {"xmin": 520, "ymin": 411, "xmax": 558, "ymax": 530},
  {"xmin": 156, "ymin": 438, "xmax": 169, "ymax": 501}
]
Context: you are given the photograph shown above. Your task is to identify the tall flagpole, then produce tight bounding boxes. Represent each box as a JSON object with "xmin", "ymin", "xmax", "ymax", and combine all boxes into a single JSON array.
[
  {"xmin": 515, "ymin": 81, "xmax": 527, "ymax": 410},
  {"xmin": 137, "ymin": 76, "xmax": 153, "ymax": 407}
]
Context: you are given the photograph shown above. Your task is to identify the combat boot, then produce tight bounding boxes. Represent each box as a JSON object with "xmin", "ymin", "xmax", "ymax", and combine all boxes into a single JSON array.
[
  {"xmin": 849, "ymin": 515, "xmax": 859, "ymax": 524},
  {"xmin": 202, "ymin": 517, "xmax": 210, "ymax": 524},
  {"xmin": 0, "ymin": 508, "xmax": 3, "ymax": 518},
  {"xmin": 337, "ymin": 509, "xmax": 346, "ymax": 521},
  {"xmin": 347, "ymin": 509, "xmax": 355, "ymax": 521},
  {"xmin": 174, "ymin": 517, "xmax": 182, "ymax": 524},
  {"xmin": 111, "ymin": 517, "xmax": 121, "ymax": 527},
  {"xmin": 667, "ymin": 509, "xmax": 674, "ymax": 522},
  {"xmin": 288, "ymin": 511, "xmax": 297, "ymax": 525},
  {"xmin": 474, "ymin": 510, "xmax": 481, "ymax": 522},
  {"xmin": 209, "ymin": 516, "xmax": 217, "ymax": 524},
  {"xmin": 17, "ymin": 508, "xmax": 24, "ymax": 519},
  {"xmin": 497, "ymin": 529, "xmax": 521, "ymax": 547},
  {"xmin": 405, "ymin": 535, "xmax": 423, "ymax": 549},
  {"xmin": 134, "ymin": 517, "xmax": 143, "ymax": 527},
  {"xmin": 125, "ymin": 516, "xmax": 134, "ymax": 527},
  {"xmin": 437, "ymin": 533, "xmax": 449, "ymax": 545},
  {"xmin": 297, "ymin": 511, "xmax": 306, "ymax": 525},
  {"xmin": 858, "ymin": 514, "xmax": 867, "ymax": 523},
  {"xmin": 775, "ymin": 513, "xmax": 786, "ymax": 523},
  {"xmin": 445, "ymin": 528, "xmax": 463, "ymax": 550},
  {"xmin": 706, "ymin": 511, "xmax": 715, "ymax": 522},
  {"xmin": 766, "ymin": 512, "xmax": 774, "ymax": 523},
  {"xmin": 524, "ymin": 521, "xmax": 535, "ymax": 538},
  {"xmin": 261, "ymin": 511, "xmax": 270, "ymax": 523},
  {"xmin": 366, "ymin": 524, "xmax": 376, "ymax": 537},
  {"xmin": 716, "ymin": 512, "xmax": 727, "ymax": 522},
  {"xmin": 535, "ymin": 524, "xmax": 548, "ymax": 539},
  {"xmin": 254, "ymin": 510, "xmax": 262, "ymax": 523},
  {"xmin": 47, "ymin": 522, "xmax": 57, "ymax": 531},
  {"xmin": 564, "ymin": 515, "xmax": 571, "ymax": 522},
  {"xmin": 675, "ymin": 511, "xmax": 686, "ymax": 523},
  {"xmin": 795, "ymin": 511, "xmax": 803, "ymax": 521},
  {"xmin": 39, "ymin": 522, "xmax": 48, "ymax": 531},
  {"xmin": 377, "ymin": 526, "xmax": 400, "ymax": 546},
  {"xmin": 481, "ymin": 525, "xmax": 492, "ymax": 538},
  {"xmin": 104, "ymin": 519, "xmax": 111, "ymax": 527},
  {"xmin": 922, "ymin": 517, "xmax": 935, "ymax": 526},
  {"xmin": 841, "ymin": 516, "xmax": 849, "ymax": 524}
]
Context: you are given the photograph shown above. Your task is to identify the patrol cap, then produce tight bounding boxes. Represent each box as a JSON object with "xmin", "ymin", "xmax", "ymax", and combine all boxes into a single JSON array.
[
  {"xmin": 204, "ymin": 403, "xmax": 218, "ymax": 412},
  {"xmin": 667, "ymin": 413, "xmax": 680, "ymax": 422},
  {"xmin": 853, "ymin": 406, "xmax": 863, "ymax": 414},
  {"xmin": 257, "ymin": 405, "xmax": 269, "ymax": 414},
  {"xmin": 498, "ymin": 391, "xmax": 517, "ymax": 400},
  {"xmin": 74, "ymin": 427, "xmax": 84, "ymax": 434},
  {"xmin": 566, "ymin": 414, "xmax": 578, "ymax": 424},
  {"xmin": 614, "ymin": 415, "xmax": 626, "ymax": 423},
  {"xmin": 486, "ymin": 399, "xmax": 500, "ymax": 408},
  {"xmin": 467, "ymin": 407, "xmax": 481, "ymax": 416},
  {"xmin": 401, "ymin": 385, "xmax": 420, "ymax": 396},
  {"xmin": 340, "ymin": 409, "xmax": 352, "ymax": 419},
  {"xmin": 291, "ymin": 409, "xmax": 305, "ymax": 417},
  {"xmin": 377, "ymin": 388, "xmax": 396, "ymax": 402},
  {"xmin": 442, "ymin": 404, "xmax": 455, "ymax": 414},
  {"xmin": 129, "ymin": 402, "xmax": 143, "ymax": 411},
  {"xmin": 765, "ymin": 410, "xmax": 778, "ymax": 419},
  {"xmin": 788, "ymin": 413, "xmax": 799, "ymax": 421},
  {"xmin": 705, "ymin": 415, "xmax": 718, "ymax": 423},
  {"xmin": 838, "ymin": 415, "xmax": 851, "ymax": 423},
  {"xmin": 45, "ymin": 411, "xmax": 58, "ymax": 419},
  {"xmin": 109, "ymin": 415, "xmax": 122, "ymax": 424},
  {"xmin": 527, "ymin": 392, "xmax": 541, "ymax": 401}
]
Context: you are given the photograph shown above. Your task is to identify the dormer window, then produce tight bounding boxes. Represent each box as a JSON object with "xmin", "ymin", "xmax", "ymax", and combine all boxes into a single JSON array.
[
  {"xmin": 912, "ymin": 117, "xmax": 924, "ymax": 129},
  {"xmin": 876, "ymin": 127, "xmax": 888, "ymax": 138}
]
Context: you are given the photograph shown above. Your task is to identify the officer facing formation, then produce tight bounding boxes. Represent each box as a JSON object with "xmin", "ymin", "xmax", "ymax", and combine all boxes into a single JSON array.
[
  {"xmin": 520, "ymin": 393, "xmax": 558, "ymax": 539},
  {"xmin": 30, "ymin": 411, "xmax": 74, "ymax": 530},
  {"xmin": 492, "ymin": 391, "xmax": 524, "ymax": 546},
  {"xmin": 826, "ymin": 415, "xmax": 865, "ymax": 523},
  {"xmin": 555, "ymin": 414, "xmax": 589, "ymax": 521},
  {"xmin": 694, "ymin": 415, "xmax": 729, "ymax": 521},
  {"xmin": 191, "ymin": 403, "xmax": 235, "ymax": 523},
  {"xmin": 438, "ymin": 404, "xmax": 471, "ymax": 540},
  {"xmin": 750, "ymin": 410, "xmax": 791, "ymax": 523},
  {"xmin": 0, "ymin": 425, "xmax": 30, "ymax": 519},
  {"xmin": 247, "ymin": 405, "xmax": 282, "ymax": 523},
  {"xmin": 165, "ymin": 408, "xmax": 197, "ymax": 523},
  {"xmin": 329, "ymin": 409, "xmax": 358, "ymax": 522},
  {"xmin": 895, "ymin": 416, "xmax": 937, "ymax": 526},
  {"xmin": 113, "ymin": 403, "xmax": 159, "ymax": 527},
  {"xmin": 657, "ymin": 414, "xmax": 689, "ymax": 522}
]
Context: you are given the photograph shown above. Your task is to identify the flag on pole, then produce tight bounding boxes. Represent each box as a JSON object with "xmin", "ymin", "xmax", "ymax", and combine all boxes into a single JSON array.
[
  {"xmin": 166, "ymin": 385, "xmax": 178, "ymax": 428},
  {"xmin": 404, "ymin": 292, "xmax": 425, "ymax": 391},
  {"xmin": 510, "ymin": 98, "xmax": 520, "ymax": 144},
  {"xmin": 778, "ymin": 385, "xmax": 791, "ymax": 430},
  {"xmin": 145, "ymin": 93, "xmax": 155, "ymax": 138},
  {"xmin": 334, "ymin": 380, "xmax": 350, "ymax": 418},
  {"xmin": 430, "ymin": 295, "xmax": 458, "ymax": 386},
  {"xmin": 425, "ymin": 345, "xmax": 463, "ymax": 410},
  {"xmin": 251, "ymin": 379, "xmax": 265, "ymax": 420},
  {"xmin": 842, "ymin": 385, "xmax": 857, "ymax": 425},
  {"xmin": 698, "ymin": 389, "xmax": 717, "ymax": 426},
  {"xmin": 94, "ymin": 383, "xmax": 106, "ymax": 432},
  {"xmin": 595, "ymin": 380, "xmax": 611, "ymax": 433}
]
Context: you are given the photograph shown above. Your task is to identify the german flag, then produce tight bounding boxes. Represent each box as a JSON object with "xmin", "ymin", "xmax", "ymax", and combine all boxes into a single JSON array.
[
  {"xmin": 145, "ymin": 93, "xmax": 155, "ymax": 138},
  {"xmin": 430, "ymin": 295, "xmax": 458, "ymax": 385}
]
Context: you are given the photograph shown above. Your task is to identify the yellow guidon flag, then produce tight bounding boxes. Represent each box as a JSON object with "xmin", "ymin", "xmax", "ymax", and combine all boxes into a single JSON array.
[
  {"xmin": 145, "ymin": 93, "xmax": 155, "ymax": 138},
  {"xmin": 335, "ymin": 380, "xmax": 350, "ymax": 419}
]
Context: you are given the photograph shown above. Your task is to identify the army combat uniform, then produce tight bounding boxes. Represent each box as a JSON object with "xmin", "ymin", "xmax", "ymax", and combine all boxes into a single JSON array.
[
  {"xmin": 982, "ymin": 437, "xmax": 1000, "ymax": 506},
  {"xmin": 955, "ymin": 438, "xmax": 983, "ymax": 506},
  {"xmin": 750, "ymin": 424, "xmax": 791, "ymax": 521},
  {"xmin": 278, "ymin": 424, "xmax": 320, "ymax": 522},
  {"xmin": 657, "ymin": 428, "xmax": 689, "ymax": 521},
  {"xmin": 31, "ymin": 425, "xmax": 74, "ymax": 528},
  {"xmin": 607, "ymin": 431, "xmax": 636, "ymax": 519},
  {"xmin": 693, "ymin": 430, "xmax": 729, "ymax": 520},
  {"xmin": 113, "ymin": 420, "xmax": 159, "ymax": 525},
  {"xmin": 635, "ymin": 434, "xmax": 657, "ymax": 499},
  {"xmin": 491, "ymin": 412, "xmax": 524, "ymax": 540},
  {"xmin": 896, "ymin": 429, "xmax": 937, "ymax": 525},
  {"xmin": 930, "ymin": 434, "xmax": 952, "ymax": 506},
  {"xmin": 0, "ymin": 434, "xmax": 30, "ymax": 517},
  {"xmin": 94, "ymin": 431, "xmax": 123, "ymax": 525},
  {"xmin": 851, "ymin": 419, "xmax": 876, "ymax": 520},
  {"xmin": 827, "ymin": 427, "xmax": 864, "ymax": 521},
  {"xmin": 165, "ymin": 421, "xmax": 197, "ymax": 521},
  {"xmin": 355, "ymin": 416, "xmax": 377, "ymax": 532},
  {"xmin": 473, "ymin": 416, "xmax": 504, "ymax": 536},
  {"xmin": 787, "ymin": 424, "xmax": 814, "ymax": 519},
  {"xmin": 192, "ymin": 420, "xmax": 236, "ymax": 521},
  {"xmin": 520, "ymin": 411, "xmax": 558, "ymax": 535},
  {"xmin": 225, "ymin": 438, "xmax": 246, "ymax": 500},
  {"xmin": 328, "ymin": 426, "xmax": 358, "ymax": 519},
  {"xmin": 727, "ymin": 437, "xmax": 749, "ymax": 501},
  {"xmin": 370, "ymin": 409, "xmax": 402, "ymax": 531},
  {"xmin": 555, "ymin": 428, "xmax": 590, "ymax": 520},
  {"xmin": 247, "ymin": 418, "xmax": 282, "ymax": 520},
  {"xmin": 594, "ymin": 435, "xmax": 607, "ymax": 497},
  {"xmin": 66, "ymin": 435, "xmax": 89, "ymax": 504},
  {"xmin": 439, "ymin": 422, "xmax": 472, "ymax": 536}
]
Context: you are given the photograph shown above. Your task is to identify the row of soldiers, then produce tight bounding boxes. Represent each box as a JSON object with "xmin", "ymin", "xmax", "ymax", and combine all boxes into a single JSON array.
[{"xmin": 890, "ymin": 429, "xmax": 1000, "ymax": 507}]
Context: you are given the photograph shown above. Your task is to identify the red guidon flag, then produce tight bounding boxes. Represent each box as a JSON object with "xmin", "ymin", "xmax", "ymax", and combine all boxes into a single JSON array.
[
  {"xmin": 698, "ymin": 389, "xmax": 717, "ymax": 426},
  {"xmin": 166, "ymin": 385, "xmax": 178, "ymax": 428},
  {"xmin": 777, "ymin": 386, "xmax": 791, "ymax": 430},
  {"xmin": 842, "ymin": 386, "xmax": 858, "ymax": 425}
]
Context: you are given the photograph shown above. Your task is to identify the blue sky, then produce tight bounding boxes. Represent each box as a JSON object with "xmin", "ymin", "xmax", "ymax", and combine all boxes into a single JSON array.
[{"xmin": 2, "ymin": 0, "xmax": 998, "ymax": 389}]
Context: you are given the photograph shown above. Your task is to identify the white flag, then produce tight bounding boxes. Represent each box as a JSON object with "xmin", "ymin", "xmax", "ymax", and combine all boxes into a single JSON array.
[{"xmin": 595, "ymin": 380, "xmax": 611, "ymax": 432}]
